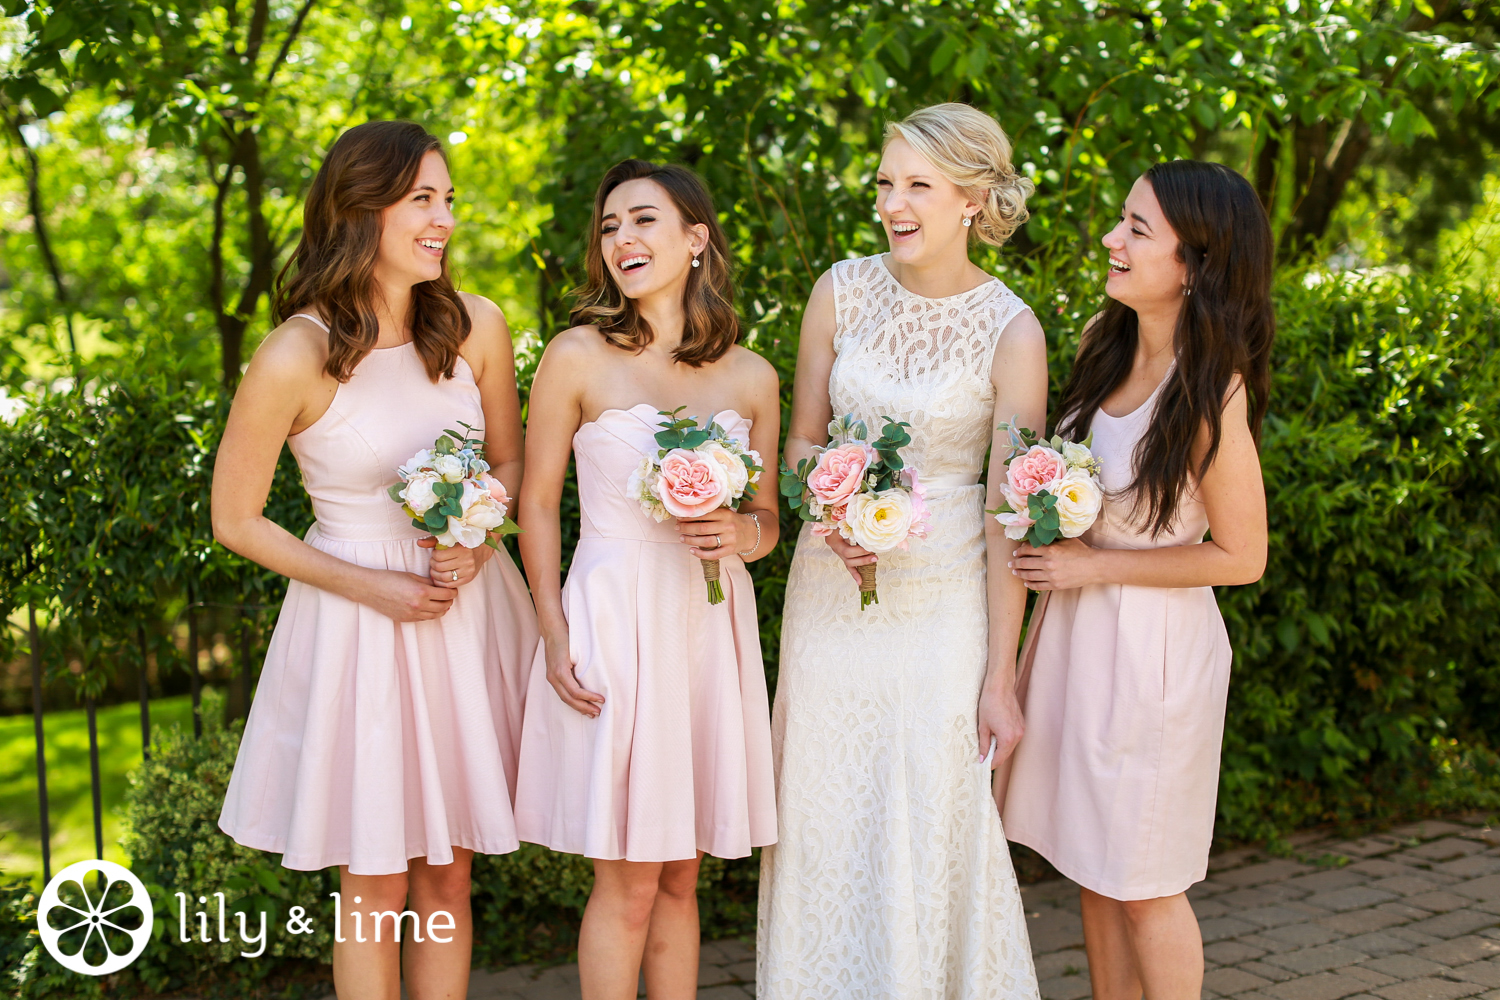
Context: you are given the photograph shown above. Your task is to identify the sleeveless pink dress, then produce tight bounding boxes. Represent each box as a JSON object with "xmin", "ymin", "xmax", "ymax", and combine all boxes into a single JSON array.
[
  {"xmin": 219, "ymin": 322, "xmax": 539, "ymax": 875},
  {"xmin": 1000, "ymin": 378, "xmax": 1233, "ymax": 900},
  {"xmin": 512, "ymin": 404, "xmax": 777, "ymax": 862}
]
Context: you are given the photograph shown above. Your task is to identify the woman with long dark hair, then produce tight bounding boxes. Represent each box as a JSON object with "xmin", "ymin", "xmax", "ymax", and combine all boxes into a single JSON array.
[
  {"xmin": 999, "ymin": 160, "xmax": 1273, "ymax": 998},
  {"xmin": 512, "ymin": 159, "xmax": 780, "ymax": 1000},
  {"xmin": 213, "ymin": 120, "xmax": 538, "ymax": 999}
]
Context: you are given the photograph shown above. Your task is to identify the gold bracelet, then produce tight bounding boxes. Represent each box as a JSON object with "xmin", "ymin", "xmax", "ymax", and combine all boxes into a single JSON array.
[{"xmin": 738, "ymin": 511, "xmax": 762, "ymax": 557}]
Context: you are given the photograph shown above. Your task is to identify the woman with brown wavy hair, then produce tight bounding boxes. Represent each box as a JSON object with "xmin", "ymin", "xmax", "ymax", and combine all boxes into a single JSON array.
[
  {"xmin": 212, "ymin": 119, "xmax": 538, "ymax": 1000},
  {"xmin": 512, "ymin": 159, "xmax": 780, "ymax": 1000},
  {"xmin": 1001, "ymin": 160, "xmax": 1273, "ymax": 999}
]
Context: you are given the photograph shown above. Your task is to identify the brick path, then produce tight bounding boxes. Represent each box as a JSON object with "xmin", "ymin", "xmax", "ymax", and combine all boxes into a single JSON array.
[{"xmin": 329, "ymin": 814, "xmax": 1500, "ymax": 999}]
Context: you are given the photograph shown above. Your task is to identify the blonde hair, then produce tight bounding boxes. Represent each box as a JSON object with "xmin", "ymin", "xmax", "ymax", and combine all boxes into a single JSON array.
[{"xmin": 884, "ymin": 103, "xmax": 1034, "ymax": 247}]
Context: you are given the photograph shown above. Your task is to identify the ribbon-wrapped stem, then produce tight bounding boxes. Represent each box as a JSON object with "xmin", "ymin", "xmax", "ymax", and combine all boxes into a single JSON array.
[
  {"xmin": 702, "ymin": 557, "xmax": 724, "ymax": 605},
  {"xmin": 857, "ymin": 563, "xmax": 878, "ymax": 610}
]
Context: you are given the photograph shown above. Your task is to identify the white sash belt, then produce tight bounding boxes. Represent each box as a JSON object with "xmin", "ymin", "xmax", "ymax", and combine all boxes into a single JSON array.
[{"xmin": 920, "ymin": 472, "xmax": 982, "ymax": 489}]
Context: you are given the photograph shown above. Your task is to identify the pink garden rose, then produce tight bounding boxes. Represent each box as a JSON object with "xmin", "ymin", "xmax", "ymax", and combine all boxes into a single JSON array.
[
  {"xmin": 810, "ymin": 503, "xmax": 848, "ymax": 537},
  {"xmin": 807, "ymin": 442, "xmax": 875, "ymax": 507},
  {"xmin": 477, "ymin": 472, "xmax": 511, "ymax": 511},
  {"xmin": 904, "ymin": 470, "xmax": 932, "ymax": 541},
  {"xmin": 656, "ymin": 448, "xmax": 731, "ymax": 518},
  {"xmin": 1006, "ymin": 445, "xmax": 1067, "ymax": 498}
]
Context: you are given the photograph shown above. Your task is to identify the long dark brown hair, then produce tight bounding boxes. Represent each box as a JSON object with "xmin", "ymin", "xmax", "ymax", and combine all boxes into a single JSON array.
[
  {"xmin": 570, "ymin": 159, "xmax": 739, "ymax": 367},
  {"xmin": 1056, "ymin": 160, "xmax": 1275, "ymax": 537},
  {"xmin": 273, "ymin": 120, "xmax": 470, "ymax": 382}
]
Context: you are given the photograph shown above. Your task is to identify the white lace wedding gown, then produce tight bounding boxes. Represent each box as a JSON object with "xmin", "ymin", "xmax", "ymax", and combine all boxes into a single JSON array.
[{"xmin": 757, "ymin": 255, "xmax": 1040, "ymax": 999}]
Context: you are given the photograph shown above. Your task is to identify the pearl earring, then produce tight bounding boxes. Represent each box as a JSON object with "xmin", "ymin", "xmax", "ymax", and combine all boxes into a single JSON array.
[
  {"xmin": 691, "ymin": 256, "xmax": 701, "ymax": 268},
  {"xmin": 962, "ymin": 216, "xmax": 972, "ymax": 227}
]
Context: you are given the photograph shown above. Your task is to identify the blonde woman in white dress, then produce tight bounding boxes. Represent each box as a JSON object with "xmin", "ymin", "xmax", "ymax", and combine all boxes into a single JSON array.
[{"xmin": 757, "ymin": 103, "xmax": 1045, "ymax": 999}]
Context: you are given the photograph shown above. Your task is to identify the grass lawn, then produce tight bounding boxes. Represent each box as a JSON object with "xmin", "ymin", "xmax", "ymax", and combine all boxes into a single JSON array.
[{"xmin": 0, "ymin": 693, "xmax": 202, "ymax": 888}]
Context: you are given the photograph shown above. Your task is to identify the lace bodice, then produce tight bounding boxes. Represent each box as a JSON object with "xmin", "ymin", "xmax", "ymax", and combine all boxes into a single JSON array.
[{"xmin": 829, "ymin": 254, "xmax": 1031, "ymax": 484}]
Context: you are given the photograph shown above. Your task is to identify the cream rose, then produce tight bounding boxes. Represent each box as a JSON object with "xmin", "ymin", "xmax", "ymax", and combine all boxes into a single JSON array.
[
  {"xmin": 400, "ymin": 470, "xmax": 443, "ymax": 515},
  {"xmin": 1061, "ymin": 440, "xmax": 1095, "ymax": 469},
  {"xmin": 397, "ymin": 448, "xmax": 434, "ymax": 479},
  {"xmin": 1054, "ymin": 467, "xmax": 1104, "ymax": 538},
  {"xmin": 840, "ymin": 488, "xmax": 915, "ymax": 553},
  {"xmin": 433, "ymin": 453, "xmax": 467, "ymax": 483},
  {"xmin": 698, "ymin": 441, "xmax": 750, "ymax": 498},
  {"xmin": 435, "ymin": 482, "xmax": 508, "ymax": 548}
]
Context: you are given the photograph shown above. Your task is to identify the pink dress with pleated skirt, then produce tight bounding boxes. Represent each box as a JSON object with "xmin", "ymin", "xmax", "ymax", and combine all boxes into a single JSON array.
[
  {"xmin": 219, "ymin": 319, "xmax": 540, "ymax": 876},
  {"xmin": 513, "ymin": 404, "xmax": 777, "ymax": 862},
  {"xmin": 1000, "ymin": 378, "xmax": 1233, "ymax": 901}
]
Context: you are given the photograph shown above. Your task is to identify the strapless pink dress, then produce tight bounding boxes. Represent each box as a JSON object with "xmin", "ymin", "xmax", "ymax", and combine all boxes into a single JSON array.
[
  {"xmin": 218, "ymin": 337, "xmax": 539, "ymax": 875},
  {"xmin": 513, "ymin": 404, "xmax": 776, "ymax": 862}
]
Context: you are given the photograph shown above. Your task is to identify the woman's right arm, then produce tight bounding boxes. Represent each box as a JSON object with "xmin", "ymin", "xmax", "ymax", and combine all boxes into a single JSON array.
[
  {"xmin": 210, "ymin": 322, "xmax": 456, "ymax": 622},
  {"xmin": 517, "ymin": 329, "xmax": 605, "ymax": 717},
  {"xmin": 784, "ymin": 269, "xmax": 873, "ymax": 581}
]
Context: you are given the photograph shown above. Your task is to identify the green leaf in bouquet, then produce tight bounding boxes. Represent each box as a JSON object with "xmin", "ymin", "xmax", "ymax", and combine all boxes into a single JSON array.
[
  {"xmin": 423, "ymin": 508, "xmax": 448, "ymax": 531},
  {"xmin": 411, "ymin": 517, "xmax": 429, "ymax": 532},
  {"xmin": 681, "ymin": 429, "xmax": 712, "ymax": 448},
  {"xmin": 779, "ymin": 475, "xmax": 804, "ymax": 497},
  {"xmin": 386, "ymin": 483, "xmax": 405, "ymax": 502},
  {"xmin": 1031, "ymin": 520, "xmax": 1060, "ymax": 547},
  {"xmin": 434, "ymin": 435, "xmax": 457, "ymax": 455},
  {"xmin": 788, "ymin": 494, "xmax": 803, "ymax": 510}
]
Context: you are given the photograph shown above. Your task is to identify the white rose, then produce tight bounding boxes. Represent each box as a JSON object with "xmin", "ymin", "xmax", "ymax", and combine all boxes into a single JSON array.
[
  {"xmin": 698, "ymin": 441, "xmax": 750, "ymax": 498},
  {"xmin": 433, "ymin": 453, "xmax": 467, "ymax": 483},
  {"xmin": 435, "ymin": 484, "xmax": 507, "ymax": 547},
  {"xmin": 1053, "ymin": 468, "xmax": 1104, "ymax": 538},
  {"xmin": 400, "ymin": 470, "xmax": 442, "ymax": 515},
  {"xmin": 1060, "ymin": 440, "xmax": 1095, "ymax": 469},
  {"xmin": 840, "ymin": 488, "xmax": 914, "ymax": 553},
  {"xmin": 398, "ymin": 448, "xmax": 435, "ymax": 479},
  {"xmin": 627, "ymin": 454, "xmax": 670, "ymax": 521}
]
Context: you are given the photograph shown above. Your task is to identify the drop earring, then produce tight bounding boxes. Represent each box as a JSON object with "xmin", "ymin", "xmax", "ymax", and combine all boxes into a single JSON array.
[
  {"xmin": 692, "ymin": 255, "xmax": 701, "ymax": 268},
  {"xmin": 962, "ymin": 216, "xmax": 972, "ymax": 227}
]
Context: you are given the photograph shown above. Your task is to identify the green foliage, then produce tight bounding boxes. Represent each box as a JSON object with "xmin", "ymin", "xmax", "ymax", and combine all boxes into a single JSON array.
[
  {"xmin": 120, "ymin": 694, "xmax": 334, "ymax": 996},
  {"xmin": 1212, "ymin": 267, "xmax": 1500, "ymax": 841},
  {"xmin": 0, "ymin": 366, "xmax": 310, "ymax": 706}
]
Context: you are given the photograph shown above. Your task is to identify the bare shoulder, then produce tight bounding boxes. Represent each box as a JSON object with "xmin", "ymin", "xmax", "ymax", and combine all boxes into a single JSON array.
[
  {"xmin": 1222, "ymin": 372, "xmax": 1249, "ymax": 415},
  {"xmin": 459, "ymin": 291, "xmax": 509, "ymax": 341},
  {"xmin": 725, "ymin": 343, "xmax": 779, "ymax": 385},
  {"xmin": 999, "ymin": 305, "xmax": 1046, "ymax": 351},
  {"xmin": 542, "ymin": 324, "xmax": 609, "ymax": 363},
  {"xmin": 246, "ymin": 316, "xmax": 330, "ymax": 385}
]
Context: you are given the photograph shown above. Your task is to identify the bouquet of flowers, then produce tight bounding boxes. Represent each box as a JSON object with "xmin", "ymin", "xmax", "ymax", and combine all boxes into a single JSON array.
[
  {"xmin": 987, "ymin": 419, "xmax": 1104, "ymax": 546},
  {"xmin": 779, "ymin": 413, "xmax": 930, "ymax": 609},
  {"xmin": 388, "ymin": 423, "xmax": 520, "ymax": 549},
  {"xmin": 628, "ymin": 408, "xmax": 764, "ymax": 605}
]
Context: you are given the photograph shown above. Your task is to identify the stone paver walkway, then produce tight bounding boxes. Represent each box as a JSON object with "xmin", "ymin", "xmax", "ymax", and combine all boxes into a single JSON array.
[{"xmin": 330, "ymin": 814, "xmax": 1500, "ymax": 999}]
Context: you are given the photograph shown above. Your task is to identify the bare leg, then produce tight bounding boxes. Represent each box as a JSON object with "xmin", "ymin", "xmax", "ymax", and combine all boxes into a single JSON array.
[
  {"xmin": 579, "ymin": 859, "xmax": 666, "ymax": 1000},
  {"xmin": 1121, "ymin": 893, "xmax": 1203, "ymax": 999},
  {"xmin": 404, "ymin": 848, "xmax": 475, "ymax": 1000},
  {"xmin": 1081, "ymin": 887, "xmax": 1142, "ymax": 1000},
  {"xmin": 1081, "ymin": 886, "xmax": 1203, "ymax": 1000},
  {"xmin": 333, "ymin": 869, "xmax": 407, "ymax": 1000},
  {"xmin": 641, "ymin": 855, "xmax": 702, "ymax": 1000}
]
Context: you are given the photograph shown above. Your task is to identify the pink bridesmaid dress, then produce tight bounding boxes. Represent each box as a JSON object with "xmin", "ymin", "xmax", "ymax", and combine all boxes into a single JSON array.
[
  {"xmin": 1001, "ymin": 377, "xmax": 1233, "ymax": 900},
  {"xmin": 513, "ymin": 404, "xmax": 777, "ymax": 862},
  {"xmin": 219, "ymin": 317, "xmax": 540, "ymax": 875}
]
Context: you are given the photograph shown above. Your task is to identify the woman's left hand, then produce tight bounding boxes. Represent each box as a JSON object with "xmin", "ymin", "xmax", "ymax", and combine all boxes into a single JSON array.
[
  {"xmin": 677, "ymin": 507, "xmax": 755, "ymax": 560},
  {"xmin": 1009, "ymin": 537, "xmax": 1098, "ymax": 591},
  {"xmin": 419, "ymin": 536, "xmax": 492, "ymax": 589}
]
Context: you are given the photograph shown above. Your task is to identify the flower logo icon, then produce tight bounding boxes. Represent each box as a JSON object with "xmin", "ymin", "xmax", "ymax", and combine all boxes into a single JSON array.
[{"xmin": 38, "ymin": 860, "xmax": 153, "ymax": 975}]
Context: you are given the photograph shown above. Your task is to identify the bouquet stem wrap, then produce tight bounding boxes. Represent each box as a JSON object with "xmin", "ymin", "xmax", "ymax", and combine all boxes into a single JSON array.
[
  {"xmin": 857, "ymin": 563, "xmax": 879, "ymax": 608},
  {"xmin": 702, "ymin": 557, "xmax": 724, "ymax": 605}
]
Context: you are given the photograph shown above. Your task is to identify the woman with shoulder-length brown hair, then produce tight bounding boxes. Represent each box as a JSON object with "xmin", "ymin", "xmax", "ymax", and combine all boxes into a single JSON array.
[
  {"xmin": 512, "ymin": 159, "xmax": 781, "ymax": 1000},
  {"xmin": 1001, "ymin": 160, "xmax": 1274, "ymax": 999},
  {"xmin": 213, "ymin": 119, "xmax": 538, "ymax": 1000}
]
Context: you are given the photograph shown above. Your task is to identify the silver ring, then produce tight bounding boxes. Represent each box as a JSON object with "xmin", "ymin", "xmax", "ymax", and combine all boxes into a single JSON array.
[
  {"xmin": 451, "ymin": 570, "xmax": 458, "ymax": 582},
  {"xmin": 715, "ymin": 535, "xmax": 722, "ymax": 548}
]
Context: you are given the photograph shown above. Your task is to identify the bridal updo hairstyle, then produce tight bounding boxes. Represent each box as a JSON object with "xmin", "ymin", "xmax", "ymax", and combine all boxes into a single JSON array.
[
  {"xmin": 571, "ymin": 159, "xmax": 739, "ymax": 368},
  {"xmin": 884, "ymin": 103, "xmax": 1035, "ymax": 247},
  {"xmin": 273, "ymin": 120, "xmax": 470, "ymax": 383},
  {"xmin": 1056, "ymin": 160, "xmax": 1275, "ymax": 537}
]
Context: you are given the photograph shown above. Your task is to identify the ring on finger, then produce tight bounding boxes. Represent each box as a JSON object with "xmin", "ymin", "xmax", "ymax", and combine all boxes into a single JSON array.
[{"xmin": 715, "ymin": 534, "xmax": 722, "ymax": 548}]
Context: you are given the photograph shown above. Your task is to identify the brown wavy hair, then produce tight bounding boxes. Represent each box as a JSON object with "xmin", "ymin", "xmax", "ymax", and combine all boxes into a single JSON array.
[
  {"xmin": 570, "ymin": 159, "xmax": 739, "ymax": 367},
  {"xmin": 273, "ymin": 120, "xmax": 470, "ymax": 382},
  {"xmin": 1055, "ymin": 160, "xmax": 1275, "ymax": 537}
]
